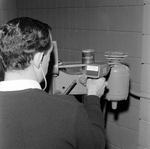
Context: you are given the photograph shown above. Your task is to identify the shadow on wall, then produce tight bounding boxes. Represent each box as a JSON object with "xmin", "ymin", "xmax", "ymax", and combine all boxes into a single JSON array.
[
  {"xmin": 104, "ymin": 97, "xmax": 130, "ymax": 122},
  {"xmin": 102, "ymin": 76, "xmax": 140, "ymax": 126},
  {"xmin": 101, "ymin": 75, "xmax": 131, "ymax": 126}
]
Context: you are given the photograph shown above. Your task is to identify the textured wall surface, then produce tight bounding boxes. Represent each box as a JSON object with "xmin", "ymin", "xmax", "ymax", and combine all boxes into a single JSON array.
[
  {"xmin": 139, "ymin": 1, "xmax": 150, "ymax": 149},
  {"xmin": 0, "ymin": 0, "xmax": 16, "ymax": 26}
]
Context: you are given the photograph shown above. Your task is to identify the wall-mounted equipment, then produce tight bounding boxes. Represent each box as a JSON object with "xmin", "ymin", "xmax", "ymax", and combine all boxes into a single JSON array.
[
  {"xmin": 104, "ymin": 52, "xmax": 130, "ymax": 109},
  {"xmin": 50, "ymin": 41, "xmax": 130, "ymax": 110}
]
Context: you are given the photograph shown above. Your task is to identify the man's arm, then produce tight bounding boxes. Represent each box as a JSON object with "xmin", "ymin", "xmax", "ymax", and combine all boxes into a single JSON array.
[
  {"xmin": 73, "ymin": 78, "xmax": 107, "ymax": 149},
  {"xmin": 84, "ymin": 95, "xmax": 106, "ymax": 148}
]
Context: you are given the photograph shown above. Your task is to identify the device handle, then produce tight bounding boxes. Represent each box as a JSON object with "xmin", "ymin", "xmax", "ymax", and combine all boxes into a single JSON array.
[{"xmin": 51, "ymin": 41, "xmax": 59, "ymax": 75}]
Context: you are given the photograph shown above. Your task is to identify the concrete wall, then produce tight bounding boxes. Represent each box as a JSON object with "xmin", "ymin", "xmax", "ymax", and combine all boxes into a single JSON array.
[
  {"xmin": 0, "ymin": 0, "xmax": 16, "ymax": 26},
  {"xmin": 139, "ymin": 0, "xmax": 150, "ymax": 149}
]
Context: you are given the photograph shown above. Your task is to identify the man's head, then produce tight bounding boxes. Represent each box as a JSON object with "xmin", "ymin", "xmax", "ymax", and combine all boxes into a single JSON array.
[
  {"xmin": 0, "ymin": 17, "xmax": 52, "ymax": 72},
  {"xmin": 0, "ymin": 17, "xmax": 53, "ymax": 83}
]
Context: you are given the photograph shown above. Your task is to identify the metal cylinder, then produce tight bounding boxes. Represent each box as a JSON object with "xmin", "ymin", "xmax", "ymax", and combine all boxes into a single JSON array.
[{"xmin": 82, "ymin": 49, "xmax": 95, "ymax": 64}]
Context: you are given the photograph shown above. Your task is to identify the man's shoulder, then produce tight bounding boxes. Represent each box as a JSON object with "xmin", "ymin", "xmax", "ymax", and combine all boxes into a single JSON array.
[{"xmin": 32, "ymin": 89, "xmax": 83, "ymax": 109}]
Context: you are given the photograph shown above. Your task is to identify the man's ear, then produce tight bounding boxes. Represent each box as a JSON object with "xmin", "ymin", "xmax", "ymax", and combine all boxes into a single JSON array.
[{"xmin": 33, "ymin": 52, "xmax": 44, "ymax": 69}]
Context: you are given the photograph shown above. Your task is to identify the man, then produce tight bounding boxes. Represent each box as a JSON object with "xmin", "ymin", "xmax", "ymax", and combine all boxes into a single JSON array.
[{"xmin": 0, "ymin": 17, "xmax": 107, "ymax": 149}]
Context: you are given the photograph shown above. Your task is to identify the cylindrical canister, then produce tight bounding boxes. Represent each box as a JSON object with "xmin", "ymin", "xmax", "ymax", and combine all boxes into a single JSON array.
[
  {"xmin": 82, "ymin": 49, "xmax": 95, "ymax": 64},
  {"xmin": 106, "ymin": 64, "xmax": 129, "ymax": 109},
  {"xmin": 106, "ymin": 64, "xmax": 130, "ymax": 101}
]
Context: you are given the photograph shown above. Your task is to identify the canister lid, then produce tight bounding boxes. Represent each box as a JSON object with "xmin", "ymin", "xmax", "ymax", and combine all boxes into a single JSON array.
[
  {"xmin": 82, "ymin": 49, "xmax": 95, "ymax": 53},
  {"xmin": 104, "ymin": 51, "xmax": 127, "ymax": 64}
]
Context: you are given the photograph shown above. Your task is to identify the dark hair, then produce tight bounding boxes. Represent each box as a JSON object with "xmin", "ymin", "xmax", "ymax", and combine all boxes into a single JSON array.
[{"xmin": 0, "ymin": 17, "xmax": 52, "ymax": 71}]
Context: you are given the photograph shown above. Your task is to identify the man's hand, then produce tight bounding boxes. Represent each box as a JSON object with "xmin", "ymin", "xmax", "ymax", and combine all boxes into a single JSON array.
[{"xmin": 86, "ymin": 77, "xmax": 107, "ymax": 98}]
